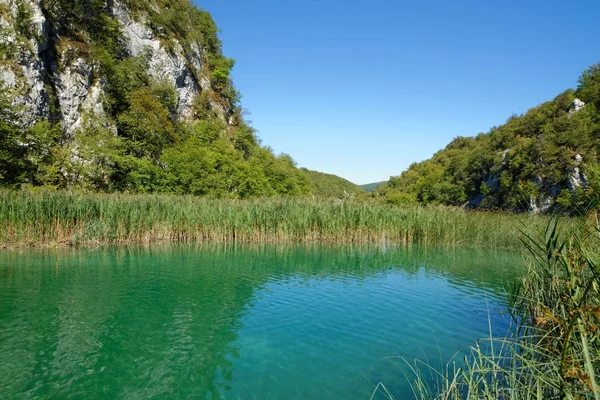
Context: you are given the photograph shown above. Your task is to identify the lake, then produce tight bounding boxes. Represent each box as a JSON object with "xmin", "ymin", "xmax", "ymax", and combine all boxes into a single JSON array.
[{"xmin": 0, "ymin": 244, "xmax": 521, "ymax": 399}]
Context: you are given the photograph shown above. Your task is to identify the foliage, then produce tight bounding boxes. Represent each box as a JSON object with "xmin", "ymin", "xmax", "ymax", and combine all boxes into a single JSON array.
[
  {"xmin": 578, "ymin": 64, "xmax": 600, "ymax": 110},
  {"xmin": 0, "ymin": 86, "xmax": 26, "ymax": 186},
  {"xmin": 117, "ymin": 86, "xmax": 177, "ymax": 160},
  {"xmin": 65, "ymin": 115, "xmax": 126, "ymax": 191},
  {"xmin": 43, "ymin": 0, "xmax": 126, "ymax": 57},
  {"xmin": 15, "ymin": 0, "xmax": 36, "ymax": 40},
  {"xmin": 301, "ymin": 168, "xmax": 364, "ymax": 198},
  {"xmin": 21, "ymin": 121, "xmax": 63, "ymax": 186},
  {"xmin": 252, "ymin": 151, "xmax": 311, "ymax": 196},
  {"xmin": 0, "ymin": 190, "xmax": 570, "ymax": 249},
  {"xmin": 0, "ymin": 85, "xmax": 62, "ymax": 187},
  {"xmin": 0, "ymin": 0, "xmax": 360, "ymax": 199},
  {"xmin": 376, "ymin": 63, "xmax": 600, "ymax": 213},
  {"xmin": 360, "ymin": 181, "xmax": 387, "ymax": 193},
  {"xmin": 163, "ymin": 136, "xmax": 268, "ymax": 198}
]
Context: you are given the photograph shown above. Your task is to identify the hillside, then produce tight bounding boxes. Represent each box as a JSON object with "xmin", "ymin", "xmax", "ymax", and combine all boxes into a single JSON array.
[
  {"xmin": 360, "ymin": 181, "xmax": 387, "ymax": 193},
  {"xmin": 375, "ymin": 64, "xmax": 600, "ymax": 213},
  {"xmin": 0, "ymin": 0, "xmax": 337, "ymax": 197},
  {"xmin": 300, "ymin": 169, "xmax": 364, "ymax": 198}
]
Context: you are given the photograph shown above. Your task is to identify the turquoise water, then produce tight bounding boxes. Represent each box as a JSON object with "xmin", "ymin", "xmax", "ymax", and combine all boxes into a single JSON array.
[{"xmin": 0, "ymin": 244, "xmax": 521, "ymax": 399}]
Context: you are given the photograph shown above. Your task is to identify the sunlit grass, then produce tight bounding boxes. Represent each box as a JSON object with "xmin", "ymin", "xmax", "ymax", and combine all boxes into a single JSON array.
[{"xmin": 0, "ymin": 189, "xmax": 565, "ymax": 248}]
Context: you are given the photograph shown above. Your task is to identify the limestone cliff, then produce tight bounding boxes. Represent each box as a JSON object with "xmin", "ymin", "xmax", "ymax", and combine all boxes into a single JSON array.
[
  {"xmin": 0, "ymin": 0, "xmax": 316, "ymax": 197},
  {"xmin": 0, "ymin": 0, "xmax": 229, "ymax": 136}
]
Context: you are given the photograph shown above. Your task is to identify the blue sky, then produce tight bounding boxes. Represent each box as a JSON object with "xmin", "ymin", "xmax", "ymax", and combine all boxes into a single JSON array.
[{"xmin": 197, "ymin": 0, "xmax": 600, "ymax": 185}]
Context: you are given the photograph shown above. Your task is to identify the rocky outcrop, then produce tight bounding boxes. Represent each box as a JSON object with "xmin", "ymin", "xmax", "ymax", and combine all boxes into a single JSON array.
[
  {"xmin": 113, "ymin": 1, "xmax": 223, "ymax": 120},
  {"xmin": 519, "ymin": 153, "xmax": 589, "ymax": 214},
  {"xmin": 464, "ymin": 150, "xmax": 591, "ymax": 214},
  {"xmin": 0, "ymin": 0, "xmax": 226, "ymax": 135},
  {"xmin": 566, "ymin": 154, "xmax": 588, "ymax": 191},
  {"xmin": 528, "ymin": 194, "xmax": 553, "ymax": 214},
  {"xmin": 54, "ymin": 58, "xmax": 103, "ymax": 137},
  {"xmin": 569, "ymin": 98, "xmax": 585, "ymax": 115},
  {"xmin": 0, "ymin": 0, "xmax": 51, "ymax": 126}
]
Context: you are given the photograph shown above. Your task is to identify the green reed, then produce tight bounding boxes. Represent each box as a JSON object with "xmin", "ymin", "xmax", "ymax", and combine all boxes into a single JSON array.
[
  {"xmin": 0, "ymin": 189, "xmax": 560, "ymax": 249},
  {"xmin": 375, "ymin": 214, "xmax": 600, "ymax": 399}
]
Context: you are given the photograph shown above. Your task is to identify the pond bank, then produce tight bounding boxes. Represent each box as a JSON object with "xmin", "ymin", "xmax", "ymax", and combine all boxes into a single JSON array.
[{"xmin": 0, "ymin": 190, "xmax": 569, "ymax": 250}]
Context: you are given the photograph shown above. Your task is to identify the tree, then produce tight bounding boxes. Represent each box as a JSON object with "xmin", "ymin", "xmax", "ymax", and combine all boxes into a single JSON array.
[
  {"xmin": 0, "ymin": 86, "xmax": 26, "ymax": 186},
  {"xmin": 117, "ymin": 87, "xmax": 176, "ymax": 161}
]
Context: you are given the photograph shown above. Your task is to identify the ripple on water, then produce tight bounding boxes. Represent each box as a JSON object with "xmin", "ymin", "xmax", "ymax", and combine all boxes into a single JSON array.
[{"xmin": 0, "ymin": 244, "xmax": 521, "ymax": 399}]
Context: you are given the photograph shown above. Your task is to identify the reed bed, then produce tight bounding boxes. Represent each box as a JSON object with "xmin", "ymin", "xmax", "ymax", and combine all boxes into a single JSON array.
[{"xmin": 0, "ymin": 190, "xmax": 562, "ymax": 249}]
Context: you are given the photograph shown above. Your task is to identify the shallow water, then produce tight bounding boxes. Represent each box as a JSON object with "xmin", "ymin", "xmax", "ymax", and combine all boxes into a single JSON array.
[{"xmin": 0, "ymin": 244, "xmax": 522, "ymax": 399}]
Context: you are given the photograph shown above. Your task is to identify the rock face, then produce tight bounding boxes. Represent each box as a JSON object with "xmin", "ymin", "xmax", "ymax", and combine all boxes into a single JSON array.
[
  {"xmin": 0, "ymin": 0, "xmax": 225, "ymax": 135},
  {"xmin": 528, "ymin": 195, "xmax": 553, "ymax": 215},
  {"xmin": 0, "ymin": 0, "xmax": 51, "ymax": 126},
  {"xmin": 55, "ymin": 58, "xmax": 103, "ymax": 137},
  {"xmin": 113, "ymin": 2, "xmax": 224, "ymax": 120},
  {"xmin": 566, "ymin": 154, "xmax": 588, "ymax": 191},
  {"xmin": 569, "ymin": 98, "xmax": 585, "ymax": 115}
]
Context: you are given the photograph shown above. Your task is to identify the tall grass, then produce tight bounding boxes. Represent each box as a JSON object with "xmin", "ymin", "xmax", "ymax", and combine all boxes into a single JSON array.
[
  {"xmin": 0, "ymin": 190, "xmax": 562, "ymax": 249},
  {"xmin": 375, "ymin": 212, "xmax": 600, "ymax": 399}
]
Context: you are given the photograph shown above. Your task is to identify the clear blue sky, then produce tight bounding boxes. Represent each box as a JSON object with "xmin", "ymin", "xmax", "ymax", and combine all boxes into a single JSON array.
[{"xmin": 197, "ymin": 0, "xmax": 600, "ymax": 185}]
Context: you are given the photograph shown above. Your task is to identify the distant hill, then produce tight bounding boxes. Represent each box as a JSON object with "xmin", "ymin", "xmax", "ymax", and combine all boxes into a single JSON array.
[
  {"xmin": 301, "ymin": 169, "xmax": 364, "ymax": 198},
  {"xmin": 375, "ymin": 63, "xmax": 600, "ymax": 214},
  {"xmin": 360, "ymin": 181, "xmax": 387, "ymax": 192}
]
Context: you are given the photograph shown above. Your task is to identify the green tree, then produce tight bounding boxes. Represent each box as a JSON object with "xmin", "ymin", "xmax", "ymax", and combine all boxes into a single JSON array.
[
  {"xmin": 577, "ymin": 63, "xmax": 600, "ymax": 109},
  {"xmin": 22, "ymin": 121, "xmax": 62, "ymax": 186},
  {"xmin": 117, "ymin": 87, "xmax": 176, "ymax": 161},
  {"xmin": 0, "ymin": 87, "xmax": 26, "ymax": 186}
]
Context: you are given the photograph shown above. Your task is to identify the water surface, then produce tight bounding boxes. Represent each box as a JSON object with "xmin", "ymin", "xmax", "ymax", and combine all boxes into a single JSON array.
[{"xmin": 0, "ymin": 244, "xmax": 521, "ymax": 399}]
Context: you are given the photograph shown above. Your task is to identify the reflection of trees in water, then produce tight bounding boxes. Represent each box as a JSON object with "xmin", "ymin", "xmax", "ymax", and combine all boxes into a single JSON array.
[
  {"xmin": 0, "ymin": 244, "xmax": 520, "ymax": 398},
  {"xmin": 183, "ymin": 243, "xmax": 521, "ymax": 294}
]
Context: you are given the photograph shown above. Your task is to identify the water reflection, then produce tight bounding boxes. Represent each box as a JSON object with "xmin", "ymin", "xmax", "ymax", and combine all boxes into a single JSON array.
[{"xmin": 0, "ymin": 244, "xmax": 522, "ymax": 399}]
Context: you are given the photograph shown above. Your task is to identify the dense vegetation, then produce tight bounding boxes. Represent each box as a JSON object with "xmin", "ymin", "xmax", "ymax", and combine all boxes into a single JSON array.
[
  {"xmin": 0, "ymin": 189, "xmax": 567, "ymax": 249},
  {"xmin": 360, "ymin": 181, "xmax": 387, "ymax": 193},
  {"xmin": 376, "ymin": 64, "xmax": 600, "ymax": 214},
  {"xmin": 301, "ymin": 169, "xmax": 364, "ymax": 198},
  {"xmin": 0, "ymin": 0, "xmax": 353, "ymax": 198}
]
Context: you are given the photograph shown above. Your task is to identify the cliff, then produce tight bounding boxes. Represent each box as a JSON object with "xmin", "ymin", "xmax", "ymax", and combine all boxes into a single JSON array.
[
  {"xmin": 0, "ymin": 0, "xmax": 315, "ymax": 196},
  {"xmin": 0, "ymin": 0, "xmax": 231, "ymax": 133}
]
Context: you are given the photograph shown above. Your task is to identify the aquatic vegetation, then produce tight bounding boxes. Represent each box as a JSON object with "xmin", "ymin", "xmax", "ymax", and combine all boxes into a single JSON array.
[{"xmin": 0, "ymin": 190, "xmax": 566, "ymax": 249}]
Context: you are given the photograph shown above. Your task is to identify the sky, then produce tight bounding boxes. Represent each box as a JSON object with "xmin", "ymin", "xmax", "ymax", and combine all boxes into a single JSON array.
[{"xmin": 196, "ymin": 0, "xmax": 600, "ymax": 185}]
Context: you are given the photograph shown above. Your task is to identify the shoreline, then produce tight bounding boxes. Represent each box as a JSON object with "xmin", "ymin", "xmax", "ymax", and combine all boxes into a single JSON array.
[{"xmin": 0, "ymin": 235, "xmax": 525, "ymax": 251}]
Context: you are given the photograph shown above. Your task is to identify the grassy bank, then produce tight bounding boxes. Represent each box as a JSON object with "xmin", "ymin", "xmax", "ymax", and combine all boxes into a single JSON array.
[{"xmin": 0, "ymin": 190, "xmax": 565, "ymax": 249}]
